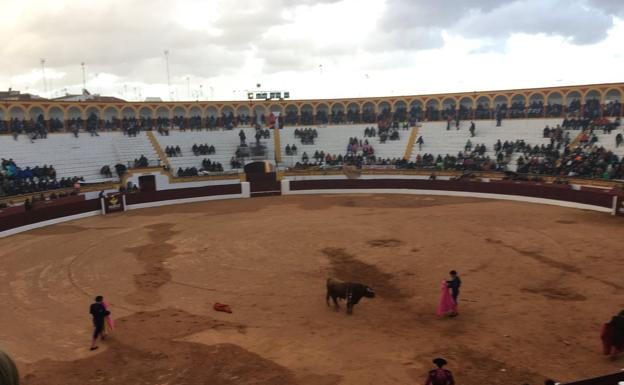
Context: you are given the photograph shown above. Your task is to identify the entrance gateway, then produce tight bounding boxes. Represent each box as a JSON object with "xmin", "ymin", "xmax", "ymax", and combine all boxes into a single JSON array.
[{"xmin": 244, "ymin": 161, "xmax": 280, "ymax": 197}]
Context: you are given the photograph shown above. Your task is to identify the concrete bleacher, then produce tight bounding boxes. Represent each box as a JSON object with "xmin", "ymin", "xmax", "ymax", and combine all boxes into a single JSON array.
[
  {"xmin": 0, "ymin": 132, "xmax": 159, "ymax": 182},
  {"xmin": 279, "ymin": 124, "xmax": 410, "ymax": 166},
  {"xmin": 414, "ymin": 118, "xmax": 564, "ymax": 171},
  {"xmin": 154, "ymin": 128, "xmax": 275, "ymax": 172}
]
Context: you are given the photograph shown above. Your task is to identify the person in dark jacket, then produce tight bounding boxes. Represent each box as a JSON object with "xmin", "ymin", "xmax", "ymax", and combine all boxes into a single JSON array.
[
  {"xmin": 446, "ymin": 270, "xmax": 461, "ymax": 316},
  {"xmin": 425, "ymin": 358, "xmax": 454, "ymax": 385},
  {"xmin": 89, "ymin": 295, "xmax": 110, "ymax": 351}
]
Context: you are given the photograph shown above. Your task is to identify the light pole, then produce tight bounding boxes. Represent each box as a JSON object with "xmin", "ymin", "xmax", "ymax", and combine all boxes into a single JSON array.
[
  {"xmin": 164, "ymin": 50, "xmax": 171, "ymax": 101},
  {"xmin": 40, "ymin": 58, "xmax": 47, "ymax": 96},
  {"xmin": 81, "ymin": 62, "xmax": 87, "ymax": 93},
  {"xmin": 186, "ymin": 76, "xmax": 190, "ymax": 99}
]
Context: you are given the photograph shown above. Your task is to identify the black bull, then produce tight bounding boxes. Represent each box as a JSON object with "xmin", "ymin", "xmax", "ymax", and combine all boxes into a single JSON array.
[{"xmin": 326, "ymin": 278, "xmax": 375, "ymax": 314}]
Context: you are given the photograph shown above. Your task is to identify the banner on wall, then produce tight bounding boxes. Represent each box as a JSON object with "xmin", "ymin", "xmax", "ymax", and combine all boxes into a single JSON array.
[{"xmin": 103, "ymin": 193, "xmax": 125, "ymax": 214}]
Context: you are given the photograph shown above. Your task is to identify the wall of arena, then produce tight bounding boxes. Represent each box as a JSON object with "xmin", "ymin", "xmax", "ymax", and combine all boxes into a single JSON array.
[
  {"xmin": 1, "ymin": 83, "xmax": 622, "ymax": 121},
  {"xmin": 1, "ymin": 172, "xmax": 623, "ymax": 238}
]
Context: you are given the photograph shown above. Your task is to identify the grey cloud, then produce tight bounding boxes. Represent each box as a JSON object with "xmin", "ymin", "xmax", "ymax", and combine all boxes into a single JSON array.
[
  {"xmin": 371, "ymin": 0, "xmax": 622, "ymax": 52},
  {"xmin": 457, "ymin": 0, "xmax": 614, "ymax": 45},
  {"xmin": 0, "ymin": 0, "xmax": 342, "ymax": 87}
]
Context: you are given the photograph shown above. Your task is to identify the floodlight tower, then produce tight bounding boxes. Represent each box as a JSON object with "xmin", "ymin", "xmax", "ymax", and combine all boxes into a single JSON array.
[
  {"xmin": 81, "ymin": 62, "xmax": 87, "ymax": 92},
  {"xmin": 40, "ymin": 58, "xmax": 47, "ymax": 95},
  {"xmin": 164, "ymin": 50, "xmax": 172, "ymax": 100}
]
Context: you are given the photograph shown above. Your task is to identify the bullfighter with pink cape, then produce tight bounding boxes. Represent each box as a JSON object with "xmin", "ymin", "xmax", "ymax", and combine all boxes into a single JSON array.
[{"xmin": 437, "ymin": 281, "xmax": 457, "ymax": 317}]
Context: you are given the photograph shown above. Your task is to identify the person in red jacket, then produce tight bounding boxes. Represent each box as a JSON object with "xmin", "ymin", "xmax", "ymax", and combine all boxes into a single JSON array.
[{"xmin": 425, "ymin": 358, "xmax": 455, "ymax": 385}]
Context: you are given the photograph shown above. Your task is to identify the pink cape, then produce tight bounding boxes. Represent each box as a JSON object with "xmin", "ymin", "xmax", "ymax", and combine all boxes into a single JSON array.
[
  {"xmin": 102, "ymin": 300, "xmax": 115, "ymax": 331},
  {"xmin": 436, "ymin": 281, "xmax": 457, "ymax": 316}
]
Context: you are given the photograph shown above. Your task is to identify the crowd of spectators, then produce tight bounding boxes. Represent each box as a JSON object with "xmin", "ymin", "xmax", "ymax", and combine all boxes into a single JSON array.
[
  {"xmin": 376, "ymin": 121, "xmax": 402, "ymax": 142},
  {"xmin": 604, "ymin": 100, "xmax": 622, "ymax": 117},
  {"xmin": 1, "ymin": 158, "xmax": 85, "ymax": 197},
  {"xmin": 562, "ymin": 117, "xmax": 592, "ymax": 130},
  {"xmin": 294, "ymin": 128, "xmax": 317, "ymax": 144},
  {"xmin": 192, "ymin": 143, "xmax": 216, "ymax": 156},
  {"xmin": 285, "ymin": 144, "xmax": 298, "ymax": 155},
  {"xmin": 558, "ymin": 145, "xmax": 623, "ymax": 179},
  {"xmin": 200, "ymin": 158, "xmax": 224, "ymax": 173},
  {"xmin": 133, "ymin": 155, "xmax": 149, "ymax": 168},
  {"xmin": 165, "ymin": 146, "xmax": 182, "ymax": 157},
  {"xmin": 347, "ymin": 138, "xmax": 374, "ymax": 156},
  {"xmin": 363, "ymin": 127, "xmax": 377, "ymax": 137},
  {"xmin": 230, "ymin": 157, "xmax": 243, "ymax": 169},
  {"xmin": 177, "ymin": 167, "xmax": 198, "ymax": 177},
  {"xmin": 414, "ymin": 152, "xmax": 507, "ymax": 172}
]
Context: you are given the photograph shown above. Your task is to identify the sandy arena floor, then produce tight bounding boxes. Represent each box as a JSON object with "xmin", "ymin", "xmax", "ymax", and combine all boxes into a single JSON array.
[{"xmin": 1, "ymin": 194, "xmax": 624, "ymax": 385}]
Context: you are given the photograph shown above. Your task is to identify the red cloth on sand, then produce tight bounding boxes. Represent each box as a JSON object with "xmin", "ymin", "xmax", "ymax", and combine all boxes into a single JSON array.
[{"xmin": 213, "ymin": 303, "xmax": 232, "ymax": 313}]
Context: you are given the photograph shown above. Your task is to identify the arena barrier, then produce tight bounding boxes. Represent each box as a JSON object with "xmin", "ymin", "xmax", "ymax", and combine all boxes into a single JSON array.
[
  {"xmin": 1, "ymin": 177, "xmax": 621, "ymax": 238},
  {"xmin": 281, "ymin": 178, "xmax": 620, "ymax": 214},
  {"xmin": 561, "ymin": 371, "xmax": 624, "ymax": 385},
  {"xmin": 0, "ymin": 182, "xmax": 251, "ymax": 238}
]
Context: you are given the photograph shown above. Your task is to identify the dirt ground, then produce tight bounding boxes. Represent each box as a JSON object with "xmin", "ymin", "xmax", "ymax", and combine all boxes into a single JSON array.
[{"xmin": 1, "ymin": 194, "xmax": 624, "ymax": 385}]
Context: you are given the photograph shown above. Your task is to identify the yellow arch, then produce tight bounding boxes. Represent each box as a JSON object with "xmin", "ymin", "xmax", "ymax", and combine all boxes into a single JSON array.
[
  {"xmin": 528, "ymin": 92, "xmax": 545, "ymax": 102},
  {"xmin": 205, "ymin": 105, "xmax": 220, "ymax": 117},
  {"xmin": 563, "ymin": 90, "xmax": 582, "ymax": 105},
  {"xmin": 169, "ymin": 105, "xmax": 186, "ymax": 118},
  {"xmin": 545, "ymin": 91, "xmax": 563, "ymax": 102},
  {"xmin": 582, "ymin": 88, "xmax": 602, "ymax": 103},
  {"xmin": 65, "ymin": 105, "xmax": 85, "ymax": 118},
  {"xmin": 392, "ymin": 99, "xmax": 408, "ymax": 110},
  {"xmin": 458, "ymin": 96, "xmax": 475, "ymax": 108},
  {"xmin": 314, "ymin": 102, "xmax": 329, "ymax": 114},
  {"xmin": 361, "ymin": 101, "xmax": 376, "ymax": 112},
  {"xmin": 299, "ymin": 103, "xmax": 313, "ymax": 112},
  {"xmin": 510, "ymin": 93, "xmax": 527, "ymax": 104},
  {"xmin": 528, "ymin": 91, "xmax": 546, "ymax": 100},
  {"xmin": 101, "ymin": 106, "xmax": 121, "ymax": 119},
  {"xmin": 84, "ymin": 105, "xmax": 103, "ymax": 117},
  {"xmin": 604, "ymin": 87, "xmax": 623, "ymax": 101},
  {"xmin": 442, "ymin": 97, "xmax": 457, "ymax": 107},
  {"xmin": 329, "ymin": 101, "xmax": 346, "ymax": 111},
  {"xmin": 235, "ymin": 104, "xmax": 251, "ymax": 115},
  {"xmin": 345, "ymin": 101, "xmax": 360, "ymax": 111},
  {"xmin": 492, "ymin": 94, "xmax": 510, "ymax": 106},
  {"xmin": 475, "ymin": 95, "xmax": 491, "ymax": 106},
  {"xmin": 120, "ymin": 105, "xmax": 138, "ymax": 118},
  {"xmin": 268, "ymin": 104, "xmax": 283, "ymax": 113},
  {"xmin": 424, "ymin": 98, "xmax": 440, "ymax": 107},
  {"xmin": 220, "ymin": 104, "xmax": 236, "ymax": 115},
  {"xmin": 26, "ymin": 104, "xmax": 46, "ymax": 118},
  {"xmin": 137, "ymin": 105, "xmax": 154, "ymax": 118},
  {"xmin": 376, "ymin": 100, "xmax": 392, "ymax": 111},
  {"xmin": 408, "ymin": 98, "xmax": 424, "ymax": 108}
]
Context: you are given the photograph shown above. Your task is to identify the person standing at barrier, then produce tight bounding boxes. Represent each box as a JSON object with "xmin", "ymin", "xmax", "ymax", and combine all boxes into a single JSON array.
[
  {"xmin": 446, "ymin": 271, "xmax": 461, "ymax": 317},
  {"xmin": 601, "ymin": 310, "xmax": 624, "ymax": 358},
  {"xmin": 89, "ymin": 295, "xmax": 110, "ymax": 351},
  {"xmin": 424, "ymin": 358, "xmax": 454, "ymax": 385},
  {"xmin": 0, "ymin": 349, "xmax": 20, "ymax": 385}
]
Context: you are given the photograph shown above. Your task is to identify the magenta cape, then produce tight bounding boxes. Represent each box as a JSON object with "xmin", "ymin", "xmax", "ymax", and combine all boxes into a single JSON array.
[{"xmin": 437, "ymin": 281, "xmax": 457, "ymax": 316}]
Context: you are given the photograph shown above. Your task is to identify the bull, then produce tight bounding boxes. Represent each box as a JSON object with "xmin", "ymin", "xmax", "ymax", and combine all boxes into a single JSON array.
[{"xmin": 326, "ymin": 278, "xmax": 375, "ymax": 315}]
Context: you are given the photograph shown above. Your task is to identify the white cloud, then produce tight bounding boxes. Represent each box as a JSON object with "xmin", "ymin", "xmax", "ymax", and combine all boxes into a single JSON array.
[{"xmin": 0, "ymin": 0, "xmax": 622, "ymax": 101}]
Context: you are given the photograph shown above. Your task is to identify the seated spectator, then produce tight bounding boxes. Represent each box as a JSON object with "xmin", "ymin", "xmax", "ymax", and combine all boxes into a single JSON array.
[{"xmin": 100, "ymin": 165, "xmax": 113, "ymax": 178}]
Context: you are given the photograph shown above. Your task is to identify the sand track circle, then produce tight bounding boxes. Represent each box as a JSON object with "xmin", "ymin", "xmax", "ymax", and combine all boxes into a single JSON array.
[{"xmin": 1, "ymin": 194, "xmax": 623, "ymax": 385}]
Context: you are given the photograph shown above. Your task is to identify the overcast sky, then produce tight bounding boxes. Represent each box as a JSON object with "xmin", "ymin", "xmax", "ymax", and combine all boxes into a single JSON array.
[{"xmin": 1, "ymin": 0, "xmax": 623, "ymax": 101}]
